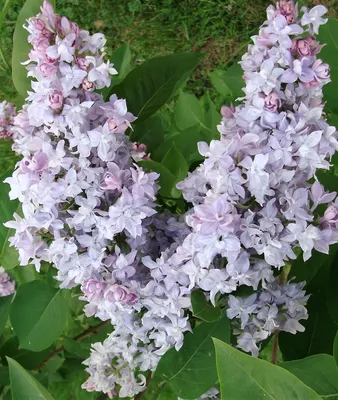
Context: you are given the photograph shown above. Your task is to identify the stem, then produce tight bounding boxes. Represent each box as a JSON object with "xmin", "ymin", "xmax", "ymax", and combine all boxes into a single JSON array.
[
  {"xmin": 38, "ymin": 320, "xmax": 109, "ymax": 369},
  {"xmin": 271, "ymin": 330, "xmax": 279, "ymax": 365}
]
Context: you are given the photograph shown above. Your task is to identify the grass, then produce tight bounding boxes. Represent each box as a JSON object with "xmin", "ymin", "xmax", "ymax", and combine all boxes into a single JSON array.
[{"xmin": 0, "ymin": 0, "xmax": 337, "ymax": 102}]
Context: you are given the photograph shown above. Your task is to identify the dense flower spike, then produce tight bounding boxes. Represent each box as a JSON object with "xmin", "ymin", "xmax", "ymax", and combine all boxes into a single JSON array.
[
  {"xmin": 4, "ymin": 2, "xmax": 195, "ymax": 398},
  {"xmin": 174, "ymin": 0, "xmax": 337, "ymax": 355},
  {"xmin": 4, "ymin": 0, "xmax": 338, "ymax": 398}
]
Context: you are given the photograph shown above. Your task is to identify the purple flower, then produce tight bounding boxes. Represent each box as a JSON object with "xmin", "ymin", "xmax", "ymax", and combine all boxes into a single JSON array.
[
  {"xmin": 193, "ymin": 198, "xmax": 235, "ymax": 235},
  {"xmin": 292, "ymin": 36, "xmax": 321, "ymax": 57},
  {"xmin": 104, "ymin": 284, "xmax": 138, "ymax": 305},
  {"xmin": 277, "ymin": 0, "xmax": 297, "ymax": 24},
  {"xmin": 264, "ymin": 92, "xmax": 281, "ymax": 112},
  {"xmin": 301, "ymin": 5, "xmax": 328, "ymax": 34},
  {"xmin": 49, "ymin": 90, "xmax": 63, "ymax": 110},
  {"xmin": 321, "ymin": 204, "xmax": 338, "ymax": 228},
  {"xmin": 281, "ymin": 56, "xmax": 315, "ymax": 83},
  {"xmin": 313, "ymin": 59, "xmax": 330, "ymax": 84},
  {"xmin": 21, "ymin": 152, "xmax": 48, "ymax": 173},
  {"xmin": 82, "ymin": 279, "xmax": 105, "ymax": 301}
]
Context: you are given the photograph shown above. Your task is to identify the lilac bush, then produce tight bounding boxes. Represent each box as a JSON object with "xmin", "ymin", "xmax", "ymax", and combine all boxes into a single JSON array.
[{"xmin": 1, "ymin": 0, "xmax": 338, "ymax": 399}]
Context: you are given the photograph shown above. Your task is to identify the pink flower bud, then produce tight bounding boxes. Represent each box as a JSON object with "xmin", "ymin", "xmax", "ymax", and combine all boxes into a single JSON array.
[
  {"xmin": 32, "ymin": 17, "xmax": 46, "ymax": 31},
  {"xmin": 82, "ymin": 279, "xmax": 105, "ymax": 301},
  {"xmin": 322, "ymin": 204, "xmax": 338, "ymax": 228},
  {"xmin": 82, "ymin": 78, "xmax": 94, "ymax": 92},
  {"xmin": 292, "ymin": 36, "xmax": 321, "ymax": 57},
  {"xmin": 49, "ymin": 90, "xmax": 63, "ymax": 110},
  {"xmin": 0, "ymin": 130, "xmax": 11, "ymax": 139},
  {"xmin": 104, "ymin": 284, "xmax": 138, "ymax": 305},
  {"xmin": 132, "ymin": 142, "xmax": 147, "ymax": 153},
  {"xmin": 277, "ymin": 0, "xmax": 297, "ymax": 24},
  {"xmin": 264, "ymin": 92, "xmax": 281, "ymax": 112},
  {"xmin": 76, "ymin": 57, "xmax": 87, "ymax": 70},
  {"xmin": 313, "ymin": 59, "xmax": 330, "ymax": 83}
]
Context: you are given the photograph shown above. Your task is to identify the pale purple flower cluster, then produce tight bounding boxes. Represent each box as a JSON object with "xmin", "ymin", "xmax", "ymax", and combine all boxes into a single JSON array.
[
  {"xmin": 143, "ymin": 0, "xmax": 337, "ymax": 358},
  {"xmin": 0, "ymin": 267, "xmax": 15, "ymax": 297},
  {"xmin": 2, "ymin": 2, "xmax": 199, "ymax": 398},
  {"xmin": 0, "ymin": 101, "xmax": 16, "ymax": 139},
  {"xmin": 227, "ymin": 281, "xmax": 309, "ymax": 356}
]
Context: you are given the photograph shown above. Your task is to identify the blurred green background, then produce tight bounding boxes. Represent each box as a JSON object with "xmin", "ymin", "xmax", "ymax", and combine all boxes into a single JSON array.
[{"xmin": 0, "ymin": 0, "xmax": 337, "ymax": 103}]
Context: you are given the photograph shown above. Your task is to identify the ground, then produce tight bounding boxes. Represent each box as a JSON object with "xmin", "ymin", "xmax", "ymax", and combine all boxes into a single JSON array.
[{"xmin": 0, "ymin": 0, "xmax": 337, "ymax": 101}]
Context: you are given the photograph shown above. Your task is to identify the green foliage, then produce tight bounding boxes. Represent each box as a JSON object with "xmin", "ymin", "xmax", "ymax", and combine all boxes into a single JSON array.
[
  {"xmin": 113, "ymin": 53, "xmax": 202, "ymax": 122},
  {"xmin": 213, "ymin": 338, "xmax": 321, "ymax": 400},
  {"xmin": 0, "ymin": 294, "xmax": 13, "ymax": 335},
  {"xmin": 144, "ymin": 318, "xmax": 230, "ymax": 400},
  {"xmin": 10, "ymin": 281, "xmax": 69, "ymax": 351},
  {"xmin": 1, "ymin": 337, "xmax": 51, "ymax": 370},
  {"xmin": 7, "ymin": 357, "xmax": 55, "ymax": 400},
  {"xmin": 210, "ymin": 63, "xmax": 244, "ymax": 102},
  {"xmin": 191, "ymin": 290, "xmax": 222, "ymax": 323},
  {"xmin": 319, "ymin": 18, "xmax": 338, "ymax": 126},
  {"xmin": 281, "ymin": 354, "xmax": 338, "ymax": 399}
]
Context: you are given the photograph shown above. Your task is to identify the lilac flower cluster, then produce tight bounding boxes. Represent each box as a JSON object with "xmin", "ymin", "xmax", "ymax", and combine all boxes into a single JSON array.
[
  {"xmin": 0, "ymin": 267, "xmax": 15, "ymax": 297},
  {"xmin": 172, "ymin": 0, "xmax": 338, "ymax": 354},
  {"xmin": 0, "ymin": 101, "xmax": 16, "ymax": 139},
  {"xmin": 227, "ymin": 280, "xmax": 309, "ymax": 356},
  {"xmin": 3, "ymin": 2, "xmax": 193, "ymax": 398}
]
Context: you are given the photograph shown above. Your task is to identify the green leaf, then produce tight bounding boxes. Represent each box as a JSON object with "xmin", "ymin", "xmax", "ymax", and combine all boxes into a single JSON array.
[
  {"xmin": 0, "ymin": 337, "xmax": 50, "ymax": 370},
  {"xmin": 144, "ymin": 318, "xmax": 230, "ymax": 400},
  {"xmin": 213, "ymin": 338, "xmax": 321, "ymax": 400},
  {"xmin": 289, "ymin": 245, "xmax": 338, "ymax": 285},
  {"xmin": 7, "ymin": 357, "xmax": 55, "ymax": 400},
  {"xmin": 281, "ymin": 354, "xmax": 338, "ymax": 399},
  {"xmin": 10, "ymin": 281, "xmax": 69, "ymax": 351},
  {"xmin": 0, "ymin": 176, "xmax": 20, "ymax": 270},
  {"xmin": 191, "ymin": 290, "xmax": 222, "ymax": 323},
  {"xmin": 0, "ymin": 365, "xmax": 10, "ymax": 387},
  {"xmin": 138, "ymin": 160, "xmax": 178, "ymax": 198},
  {"xmin": 63, "ymin": 338, "xmax": 89, "ymax": 359},
  {"xmin": 318, "ymin": 18, "xmax": 338, "ymax": 126},
  {"xmin": 202, "ymin": 93, "xmax": 221, "ymax": 140},
  {"xmin": 113, "ymin": 53, "xmax": 201, "ymax": 122},
  {"xmin": 0, "ymin": 294, "xmax": 13, "ymax": 334},
  {"xmin": 210, "ymin": 63, "xmax": 244, "ymax": 102},
  {"xmin": 161, "ymin": 144, "xmax": 189, "ymax": 197},
  {"xmin": 130, "ymin": 114, "xmax": 166, "ymax": 156},
  {"xmin": 175, "ymin": 91, "xmax": 204, "ymax": 131},
  {"xmin": 327, "ymin": 252, "xmax": 338, "ymax": 325},
  {"xmin": 210, "ymin": 69, "xmax": 233, "ymax": 98},
  {"xmin": 12, "ymin": 0, "xmax": 55, "ymax": 98},
  {"xmin": 334, "ymin": 332, "xmax": 338, "ymax": 368}
]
